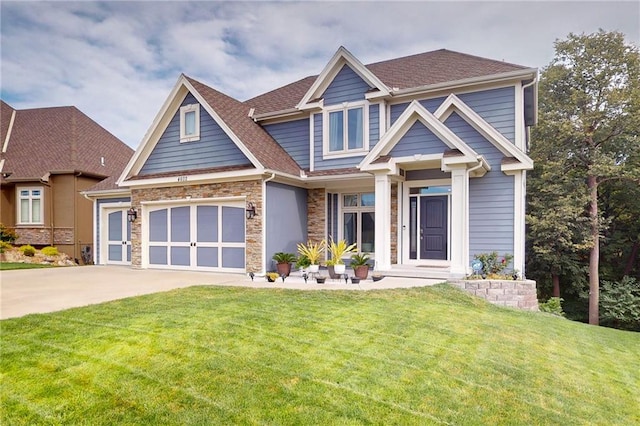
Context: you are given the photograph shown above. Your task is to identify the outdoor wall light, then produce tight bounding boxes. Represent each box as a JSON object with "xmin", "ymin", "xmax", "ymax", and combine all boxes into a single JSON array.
[
  {"xmin": 127, "ymin": 208, "xmax": 138, "ymax": 223},
  {"xmin": 246, "ymin": 202, "xmax": 256, "ymax": 219}
]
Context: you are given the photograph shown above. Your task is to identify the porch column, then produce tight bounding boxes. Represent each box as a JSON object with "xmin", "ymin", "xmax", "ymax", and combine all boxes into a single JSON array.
[
  {"xmin": 374, "ymin": 173, "xmax": 392, "ymax": 271},
  {"xmin": 449, "ymin": 167, "xmax": 469, "ymax": 277}
]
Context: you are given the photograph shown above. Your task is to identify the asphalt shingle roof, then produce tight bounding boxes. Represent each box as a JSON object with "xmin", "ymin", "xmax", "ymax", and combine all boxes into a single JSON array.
[
  {"xmin": 246, "ymin": 48, "xmax": 531, "ymax": 116},
  {"xmin": 1, "ymin": 101, "xmax": 133, "ymax": 186}
]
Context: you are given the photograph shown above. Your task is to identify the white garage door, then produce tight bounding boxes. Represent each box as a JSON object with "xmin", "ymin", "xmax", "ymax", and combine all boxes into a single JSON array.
[{"xmin": 146, "ymin": 204, "xmax": 245, "ymax": 271}]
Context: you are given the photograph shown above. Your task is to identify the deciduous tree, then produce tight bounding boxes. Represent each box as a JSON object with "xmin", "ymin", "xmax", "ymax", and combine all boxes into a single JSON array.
[{"xmin": 531, "ymin": 30, "xmax": 640, "ymax": 325}]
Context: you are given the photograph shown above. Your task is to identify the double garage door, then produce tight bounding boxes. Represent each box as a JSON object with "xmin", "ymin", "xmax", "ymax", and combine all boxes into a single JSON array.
[{"xmin": 146, "ymin": 203, "xmax": 245, "ymax": 272}]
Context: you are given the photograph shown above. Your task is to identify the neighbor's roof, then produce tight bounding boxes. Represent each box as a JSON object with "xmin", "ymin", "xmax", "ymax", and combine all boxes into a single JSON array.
[
  {"xmin": 246, "ymin": 49, "xmax": 531, "ymax": 115},
  {"xmin": 0, "ymin": 100, "xmax": 133, "ymax": 185}
]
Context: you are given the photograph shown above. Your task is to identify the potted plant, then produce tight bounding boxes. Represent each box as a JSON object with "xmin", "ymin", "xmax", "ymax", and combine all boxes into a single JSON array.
[
  {"xmin": 272, "ymin": 252, "xmax": 296, "ymax": 276},
  {"xmin": 351, "ymin": 253, "xmax": 370, "ymax": 279},
  {"xmin": 297, "ymin": 240, "xmax": 325, "ymax": 273},
  {"xmin": 315, "ymin": 275, "xmax": 327, "ymax": 284},
  {"xmin": 296, "ymin": 255, "xmax": 311, "ymax": 272},
  {"xmin": 327, "ymin": 237, "xmax": 357, "ymax": 275},
  {"xmin": 325, "ymin": 258, "xmax": 340, "ymax": 279},
  {"xmin": 266, "ymin": 272, "xmax": 280, "ymax": 282},
  {"xmin": 371, "ymin": 272, "xmax": 384, "ymax": 282}
]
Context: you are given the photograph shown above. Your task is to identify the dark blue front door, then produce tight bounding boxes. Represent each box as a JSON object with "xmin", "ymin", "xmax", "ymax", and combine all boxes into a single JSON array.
[{"xmin": 420, "ymin": 196, "xmax": 448, "ymax": 260}]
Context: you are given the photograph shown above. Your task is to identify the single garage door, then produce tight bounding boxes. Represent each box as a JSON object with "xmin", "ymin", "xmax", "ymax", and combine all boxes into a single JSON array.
[{"xmin": 146, "ymin": 204, "xmax": 245, "ymax": 271}]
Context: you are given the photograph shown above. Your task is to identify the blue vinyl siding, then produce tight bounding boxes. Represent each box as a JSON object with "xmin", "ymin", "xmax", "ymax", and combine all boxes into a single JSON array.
[
  {"xmin": 444, "ymin": 112, "xmax": 514, "ymax": 257},
  {"xmin": 458, "ymin": 87, "xmax": 515, "ymax": 143},
  {"xmin": 263, "ymin": 119, "xmax": 310, "ymax": 169},
  {"xmin": 313, "ymin": 113, "xmax": 367, "ymax": 171},
  {"xmin": 369, "ymin": 103, "xmax": 380, "ymax": 148},
  {"xmin": 96, "ymin": 197, "xmax": 131, "ymax": 264},
  {"xmin": 389, "ymin": 121, "xmax": 449, "ymax": 157},
  {"xmin": 140, "ymin": 93, "xmax": 250, "ymax": 175},
  {"xmin": 322, "ymin": 65, "xmax": 371, "ymax": 105},
  {"xmin": 389, "ymin": 87, "xmax": 515, "ymax": 143},
  {"xmin": 265, "ymin": 182, "xmax": 307, "ymax": 270}
]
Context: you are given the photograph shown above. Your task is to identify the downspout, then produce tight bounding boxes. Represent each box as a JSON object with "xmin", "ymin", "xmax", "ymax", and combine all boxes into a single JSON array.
[
  {"xmin": 521, "ymin": 78, "xmax": 537, "ymax": 153},
  {"xmin": 261, "ymin": 173, "xmax": 276, "ymax": 274}
]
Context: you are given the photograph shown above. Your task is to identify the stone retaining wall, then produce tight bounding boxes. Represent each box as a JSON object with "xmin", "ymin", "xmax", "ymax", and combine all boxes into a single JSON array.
[{"xmin": 449, "ymin": 279, "xmax": 539, "ymax": 311}]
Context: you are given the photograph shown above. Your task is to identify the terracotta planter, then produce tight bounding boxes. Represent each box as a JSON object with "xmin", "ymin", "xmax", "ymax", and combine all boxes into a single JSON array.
[
  {"xmin": 353, "ymin": 265, "xmax": 369, "ymax": 279},
  {"xmin": 276, "ymin": 262, "xmax": 291, "ymax": 277},
  {"xmin": 327, "ymin": 265, "xmax": 341, "ymax": 279}
]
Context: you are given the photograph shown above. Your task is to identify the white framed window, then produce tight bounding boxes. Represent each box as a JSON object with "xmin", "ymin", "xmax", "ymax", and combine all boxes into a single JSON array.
[
  {"xmin": 18, "ymin": 187, "xmax": 43, "ymax": 225},
  {"xmin": 341, "ymin": 192, "xmax": 375, "ymax": 253},
  {"xmin": 180, "ymin": 104, "xmax": 200, "ymax": 143},
  {"xmin": 323, "ymin": 101, "xmax": 368, "ymax": 158}
]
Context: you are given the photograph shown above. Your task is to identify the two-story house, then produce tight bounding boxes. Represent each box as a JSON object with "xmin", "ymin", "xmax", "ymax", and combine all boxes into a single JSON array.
[{"xmin": 87, "ymin": 47, "xmax": 537, "ymax": 279}]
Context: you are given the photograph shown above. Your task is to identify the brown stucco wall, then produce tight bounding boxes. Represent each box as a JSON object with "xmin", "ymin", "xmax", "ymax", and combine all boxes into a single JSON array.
[
  {"xmin": 8, "ymin": 175, "xmax": 100, "ymax": 263},
  {"xmin": 130, "ymin": 179, "xmax": 263, "ymax": 272},
  {"xmin": 0, "ymin": 185, "xmax": 15, "ymax": 225}
]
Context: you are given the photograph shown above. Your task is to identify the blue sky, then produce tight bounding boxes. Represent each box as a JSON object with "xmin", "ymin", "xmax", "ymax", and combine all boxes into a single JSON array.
[{"xmin": 1, "ymin": 1, "xmax": 638, "ymax": 148}]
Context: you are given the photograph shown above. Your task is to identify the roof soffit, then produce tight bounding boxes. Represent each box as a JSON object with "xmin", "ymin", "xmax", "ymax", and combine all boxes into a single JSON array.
[{"xmin": 296, "ymin": 46, "xmax": 390, "ymax": 109}]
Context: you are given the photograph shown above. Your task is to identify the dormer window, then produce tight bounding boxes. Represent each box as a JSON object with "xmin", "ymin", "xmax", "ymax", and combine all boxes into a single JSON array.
[
  {"xmin": 180, "ymin": 104, "xmax": 200, "ymax": 143},
  {"xmin": 323, "ymin": 101, "xmax": 368, "ymax": 157}
]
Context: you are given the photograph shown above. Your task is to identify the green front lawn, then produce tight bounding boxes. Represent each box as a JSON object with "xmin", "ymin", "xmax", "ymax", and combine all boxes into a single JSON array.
[
  {"xmin": 0, "ymin": 262, "xmax": 55, "ymax": 270},
  {"xmin": 2, "ymin": 285, "xmax": 638, "ymax": 425}
]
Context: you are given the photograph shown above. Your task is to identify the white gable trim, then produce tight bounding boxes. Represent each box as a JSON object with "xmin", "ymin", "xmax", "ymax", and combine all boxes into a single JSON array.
[
  {"xmin": 433, "ymin": 94, "xmax": 533, "ymax": 171},
  {"xmin": 296, "ymin": 46, "xmax": 390, "ymax": 110},
  {"xmin": 182, "ymin": 78, "xmax": 264, "ymax": 170},
  {"xmin": 359, "ymin": 100, "xmax": 479, "ymax": 171},
  {"xmin": 118, "ymin": 75, "xmax": 263, "ymax": 186}
]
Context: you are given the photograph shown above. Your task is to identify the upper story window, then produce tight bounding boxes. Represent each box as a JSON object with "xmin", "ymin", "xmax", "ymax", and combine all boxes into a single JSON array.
[
  {"xmin": 323, "ymin": 101, "xmax": 368, "ymax": 157},
  {"xmin": 18, "ymin": 187, "xmax": 43, "ymax": 225},
  {"xmin": 180, "ymin": 104, "xmax": 200, "ymax": 143}
]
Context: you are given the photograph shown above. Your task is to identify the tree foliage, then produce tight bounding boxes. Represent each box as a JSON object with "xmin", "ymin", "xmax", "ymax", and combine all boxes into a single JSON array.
[{"xmin": 527, "ymin": 30, "xmax": 640, "ymax": 326}]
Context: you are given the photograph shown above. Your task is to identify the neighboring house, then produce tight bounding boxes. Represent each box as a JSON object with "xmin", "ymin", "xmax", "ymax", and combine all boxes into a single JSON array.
[
  {"xmin": 86, "ymin": 47, "xmax": 537, "ymax": 279},
  {"xmin": 0, "ymin": 100, "xmax": 133, "ymax": 262}
]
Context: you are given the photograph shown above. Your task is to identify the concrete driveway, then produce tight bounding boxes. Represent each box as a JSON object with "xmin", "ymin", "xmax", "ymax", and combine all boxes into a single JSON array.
[
  {"xmin": 1, "ymin": 265, "xmax": 442, "ymax": 320},
  {"xmin": 0, "ymin": 266, "xmax": 244, "ymax": 320}
]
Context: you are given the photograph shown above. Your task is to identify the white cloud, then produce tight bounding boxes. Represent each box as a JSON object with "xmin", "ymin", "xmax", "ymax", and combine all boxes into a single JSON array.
[{"xmin": 1, "ymin": 1, "xmax": 638, "ymax": 148}]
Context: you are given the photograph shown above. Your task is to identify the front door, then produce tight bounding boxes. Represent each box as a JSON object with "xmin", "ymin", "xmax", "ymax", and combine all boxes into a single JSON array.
[
  {"xmin": 419, "ymin": 196, "xmax": 448, "ymax": 260},
  {"xmin": 106, "ymin": 209, "xmax": 131, "ymax": 264}
]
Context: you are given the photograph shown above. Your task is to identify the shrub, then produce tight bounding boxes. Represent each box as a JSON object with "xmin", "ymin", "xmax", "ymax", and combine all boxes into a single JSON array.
[
  {"xmin": 19, "ymin": 245, "xmax": 36, "ymax": 257},
  {"xmin": 0, "ymin": 223, "xmax": 18, "ymax": 243},
  {"xmin": 41, "ymin": 246, "xmax": 59, "ymax": 256},
  {"xmin": 600, "ymin": 276, "xmax": 640, "ymax": 331},
  {"xmin": 473, "ymin": 251, "xmax": 514, "ymax": 276},
  {"xmin": 0, "ymin": 240, "xmax": 12, "ymax": 253},
  {"xmin": 539, "ymin": 297, "xmax": 565, "ymax": 317},
  {"xmin": 272, "ymin": 252, "xmax": 296, "ymax": 264}
]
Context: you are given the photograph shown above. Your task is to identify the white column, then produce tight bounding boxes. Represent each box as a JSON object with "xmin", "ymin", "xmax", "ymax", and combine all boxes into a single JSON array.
[
  {"xmin": 449, "ymin": 167, "xmax": 469, "ymax": 277},
  {"xmin": 510, "ymin": 170, "xmax": 526, "ymax": 277},
  {"xmin": 374, "ymin": 173, "xmax": 392, "ymax": 271}
]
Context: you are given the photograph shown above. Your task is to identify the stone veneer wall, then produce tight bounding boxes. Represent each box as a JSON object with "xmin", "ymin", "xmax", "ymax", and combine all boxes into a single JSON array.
[
  {"xmin": 16, "ymin": 227, "xmax": 74, "ymax": 246},
  {"xmin": 307, "ymin": 188, "xmax": 326, "ymax": 245},
  {"xmin": 130, "ymin": 180, "xmax": 263, "ymax": 272},
  {"xmin": 390, "ymin": 183, "xmax": 398, "ymax": 264},
  {"xmin": 449, "ymin": 279, "xmax": 539, "ymax": 311}
]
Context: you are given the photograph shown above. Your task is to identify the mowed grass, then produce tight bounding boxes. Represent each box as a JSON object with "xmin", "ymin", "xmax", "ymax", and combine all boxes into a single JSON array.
[
  {"xmin": 1, "ymin": 285, "xmax": 638, "ymax": 425},
  {"xmin": 0, "ymin": 262, "xmax": 55, "ymax": 270}
]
